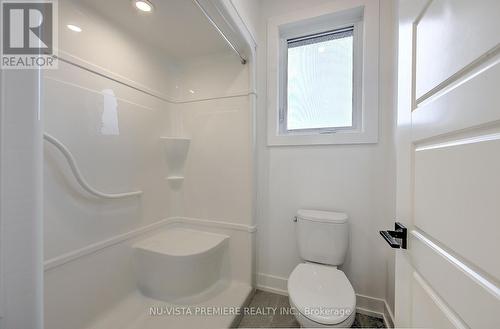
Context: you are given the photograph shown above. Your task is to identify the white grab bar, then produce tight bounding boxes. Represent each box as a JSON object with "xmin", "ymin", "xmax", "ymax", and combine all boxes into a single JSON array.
[{"xmin": 43, "ymin": 133, "xmax": 143, "ymax": 199}]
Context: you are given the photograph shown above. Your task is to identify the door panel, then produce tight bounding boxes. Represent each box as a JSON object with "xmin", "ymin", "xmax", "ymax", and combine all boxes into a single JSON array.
[
  {"xmin": 395, "ymin": 0, "xmax": 500, "ymax": 327},
  {"xmin": 411, "ymin": 233, "xmax": 499, "ymax": 329},
  {"xmin": 411, "ymin": 273, "xmax": 466, "ymax": 329},
  {"xmin": 415, "ymin": 0, "xmax": 500, "ymax": 99},
  {"xmin": 412, "ymin": 59, "xmax": 500, "ymax": 142},
  {"xmin": 414, "ymin": 137, "xmax": 500, "ymax": 281}
]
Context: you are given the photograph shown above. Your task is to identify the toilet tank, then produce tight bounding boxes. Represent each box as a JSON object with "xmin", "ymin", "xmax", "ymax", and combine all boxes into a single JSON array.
[{"xmin": 295, "ymin": 209, "xmax": 349, "ymax": 266}]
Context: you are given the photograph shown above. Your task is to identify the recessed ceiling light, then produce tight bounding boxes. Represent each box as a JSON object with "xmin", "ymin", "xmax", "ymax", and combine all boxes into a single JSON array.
[
  {"xmin": 67, "ymin": 24, "xmax": 82, "ymax": 32},
  {"xmin": 134, "ymin": 0, "xmax": 153, "ymax": 13}
]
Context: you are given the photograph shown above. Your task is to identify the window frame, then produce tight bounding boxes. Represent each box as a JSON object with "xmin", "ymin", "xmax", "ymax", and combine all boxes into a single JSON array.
[
  {"xmin": 279, "ymin": 21, "xmax": 364, "ymax": 136},
  {"xmin": 266, "ymin": 1, "xmax": 380, "ymax": 146}
]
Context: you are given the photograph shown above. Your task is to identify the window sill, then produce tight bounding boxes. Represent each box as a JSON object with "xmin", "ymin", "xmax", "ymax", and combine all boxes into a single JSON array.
[{"xmin": 268, "ymin": 129, "xmax": 378, "ymax": 146}]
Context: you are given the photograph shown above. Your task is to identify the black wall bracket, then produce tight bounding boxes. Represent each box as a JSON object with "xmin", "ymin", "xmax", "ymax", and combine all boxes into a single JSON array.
[{"xmin": 380, "ymin": 222, "xmax": 407, "ymax": 249}]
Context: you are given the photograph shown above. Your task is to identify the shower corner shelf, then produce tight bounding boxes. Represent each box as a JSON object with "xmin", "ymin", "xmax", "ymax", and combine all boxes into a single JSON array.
[
  {"xmin": 160, "ymin": 137, "xmax": 191, "ymax": 141},
  {"xmin": 161, "ymin": 137, "xmax": 190, "ymax": 185}
]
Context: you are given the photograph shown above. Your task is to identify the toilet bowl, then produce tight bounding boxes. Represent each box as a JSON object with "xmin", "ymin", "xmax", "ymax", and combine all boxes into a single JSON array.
[
  {"xmin": 288, "ymin": 263, "xmax": 356, "ymax": 328},
  {"xmin": 289, "ymin": 210, "xmax": 355, "ymax": 327}
]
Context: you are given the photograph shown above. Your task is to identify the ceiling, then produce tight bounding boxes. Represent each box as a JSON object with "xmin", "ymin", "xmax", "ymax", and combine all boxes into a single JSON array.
[{"xmin": 80, "ymin": 0, "xmax": 232, "ymax": 61}]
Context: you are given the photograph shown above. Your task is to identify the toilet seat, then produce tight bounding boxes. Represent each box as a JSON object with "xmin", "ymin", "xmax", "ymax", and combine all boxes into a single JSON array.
[{"xmin": 288, "ymin": 263, "xmax": 356, "ymax": 326}]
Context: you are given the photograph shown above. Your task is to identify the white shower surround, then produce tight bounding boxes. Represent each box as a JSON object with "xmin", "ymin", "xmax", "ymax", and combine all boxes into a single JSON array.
[{"xmin": 43, "ymin": 1, "xmax": 256, "ymax": 329}]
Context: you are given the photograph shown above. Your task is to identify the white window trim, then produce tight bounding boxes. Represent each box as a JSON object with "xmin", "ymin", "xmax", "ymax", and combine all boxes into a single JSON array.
[{"xmin": 267, "ymin": 0, "xmax": 380, "ymax": 146}]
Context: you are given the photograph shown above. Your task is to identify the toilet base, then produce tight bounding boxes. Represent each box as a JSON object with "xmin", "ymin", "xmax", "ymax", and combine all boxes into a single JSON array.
[{"xmin": 290, "ymin": 299, "xmax": 356, "ymax": 328}]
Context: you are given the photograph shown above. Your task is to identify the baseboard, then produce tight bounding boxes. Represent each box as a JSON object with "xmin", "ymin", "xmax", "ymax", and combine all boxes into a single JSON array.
[
  {"xmin": 256, "ymin": 284, "xmax": 288, "ymax": 296},
  {"xmin": 356, "ymin": 293, "xmax": 385, "ymax": 314},
  {"xmin": 256, "ymin": 273, "xmax": 288, "ymax": 295},
  {"xmin": 355, "ymin": 294, "xmax": 395, "ymax": 328},
  {"xmin": 257, "ymin": 272, "xmax": 394, "ymax": 328}
]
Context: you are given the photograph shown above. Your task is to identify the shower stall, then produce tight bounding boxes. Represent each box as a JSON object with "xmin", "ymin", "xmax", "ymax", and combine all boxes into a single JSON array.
[{"xmin": 41, "ymin": 0, "xmax": 256, "ymax": 328}]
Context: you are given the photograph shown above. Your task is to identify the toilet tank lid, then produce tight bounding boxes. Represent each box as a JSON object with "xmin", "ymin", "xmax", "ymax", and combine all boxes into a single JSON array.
[{"xmin": 297, "ymin": 209, "xmax": 348, "ymax": 224}]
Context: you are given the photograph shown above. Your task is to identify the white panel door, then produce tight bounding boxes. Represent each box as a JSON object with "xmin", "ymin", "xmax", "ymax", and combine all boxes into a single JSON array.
[{"xmin": 394, "ymin": 0, "xmax": 500, "ymax": 328}]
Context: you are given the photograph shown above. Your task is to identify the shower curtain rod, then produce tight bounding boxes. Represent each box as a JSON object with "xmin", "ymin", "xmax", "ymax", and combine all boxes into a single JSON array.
[
  {"xmin": 192, "ymin": 0, "xmax": 247, "ymax": 65},
  {"xmin": 44, "ymin": 133, "xmax": 143, "ymax": 199}
]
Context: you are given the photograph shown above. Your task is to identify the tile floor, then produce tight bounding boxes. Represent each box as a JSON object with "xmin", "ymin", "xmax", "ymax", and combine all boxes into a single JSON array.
[{"xmin": 236, "ymin": 290, "xmax": 386, "ymax": 328}]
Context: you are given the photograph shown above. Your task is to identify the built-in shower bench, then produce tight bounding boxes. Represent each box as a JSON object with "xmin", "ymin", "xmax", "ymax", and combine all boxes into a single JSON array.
[{"xmin": 133, "ymin": 228, "xmax": 229, "ymax": 303}]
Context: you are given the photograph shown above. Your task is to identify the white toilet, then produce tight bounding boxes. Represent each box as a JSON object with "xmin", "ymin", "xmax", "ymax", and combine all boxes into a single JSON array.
[{"xmin": 288, "ymin": 209, "xmax": 356, "ymax": 328}]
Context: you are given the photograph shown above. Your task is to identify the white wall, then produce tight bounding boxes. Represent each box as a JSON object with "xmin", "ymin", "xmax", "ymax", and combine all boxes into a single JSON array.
[
  {"xmin": 59, "ymin": 0, "xmax": 181, "ymax": 99},
  {"xmin": 43, "ymin": 60, "xmax": 175, "ymax": 259},
  {"xmin": 44, "ymin": 0, "xmax": 178, "ymax": 261},
  {"xmin": 173, "ymin": 96, "xmax": 253, "ymax": 225},
  {"xmin": 232, "ymin": 0, "xmax": 397, "ymax": 314},
  {"xmin": 170, "ymin": 54, "xmax": 254, "ymax": 226}
]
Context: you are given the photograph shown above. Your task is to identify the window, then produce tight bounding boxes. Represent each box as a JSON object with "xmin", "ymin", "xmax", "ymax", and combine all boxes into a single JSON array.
[
  {"xmin": 267, "ymin": 2, "xmax": 380, "ymax": 146},
  {"xmin": 283, "ymin": 27, "xmax": 356, "ymax": 134}
]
